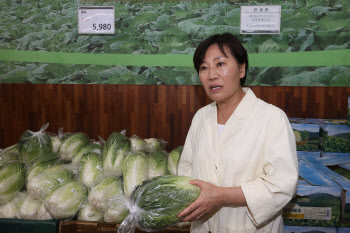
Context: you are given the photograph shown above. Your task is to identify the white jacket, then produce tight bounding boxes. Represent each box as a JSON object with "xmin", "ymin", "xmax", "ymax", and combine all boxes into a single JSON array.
[{"xmin": 178, "ymin": 88, "xmax": 298, "ymax": 233}]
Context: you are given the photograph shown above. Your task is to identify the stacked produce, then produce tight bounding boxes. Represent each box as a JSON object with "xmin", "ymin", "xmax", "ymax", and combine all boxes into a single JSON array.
[{"xmin": 0, "ymin": 124, "xmax": 194, "ymax": 232}]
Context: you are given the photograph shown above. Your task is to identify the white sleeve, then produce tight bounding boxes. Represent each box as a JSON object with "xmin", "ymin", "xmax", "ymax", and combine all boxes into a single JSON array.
[
  {"xmin": 177, "ymin": 116, "xmax": 198, "ymax": 177},
  {"xmin": 241, "ymin": 111, "xmax": 298, "ymax": 226}
]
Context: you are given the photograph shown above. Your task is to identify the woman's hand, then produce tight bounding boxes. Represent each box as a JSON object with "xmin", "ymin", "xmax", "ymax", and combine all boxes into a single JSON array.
[
  {"xmin": 178, "ymin": 179, "xmax": 247, "ymax": 222},
  {"xmin": 177, "ymin": 179, "xmax": 224, "ymax": 222}
]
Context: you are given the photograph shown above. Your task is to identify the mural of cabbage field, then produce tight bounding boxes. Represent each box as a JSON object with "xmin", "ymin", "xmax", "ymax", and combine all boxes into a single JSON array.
[{"xmin": 0, "ymin": 0, "xmax": 349, "ymax": 85}]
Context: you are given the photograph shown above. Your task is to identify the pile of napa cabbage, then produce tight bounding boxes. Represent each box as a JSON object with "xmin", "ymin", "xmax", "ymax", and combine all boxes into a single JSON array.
[{"xmin": 0, "ymin": 124, "xmax": 195, "ymax": 232}]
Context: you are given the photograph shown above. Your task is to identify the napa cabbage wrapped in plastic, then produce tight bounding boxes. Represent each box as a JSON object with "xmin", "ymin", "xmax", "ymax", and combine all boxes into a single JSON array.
[
  {"xmin": 167, "ymin": 146, "xmax": 183, "ymax": 175},
  {"xmin": 88, "ymin": 176, "xmax": 123, "ymax": 211},
  {"xmin": 25, "ymin": 152, "xmax": 60, "ymax": 186},
  {"xmin": 0, "ymin": 144, "xmax": 19, "ymax": 166},
  {"xmin": 123, "ymin": 152, "xmax": 148, "ymax": 198},
  {"xmin": 17, "ymin": 194, "xmax": 42, "ymax": 220},
  {"xmin": 45, "ymin": 181, "xmax": 88, "ymax": 219},
  {"xmin": 27, "ymin": 164, "xmax": 74, "ymax": 199},
  {"xmin": 144, "ymin": 138, "xmax": 167, "ymax": 153},
  {"xmin": 104, "ymin": 206, "xmax": 130, "ymax": 223},
  {"xmin": 72, "ymin": 142, "xmax": 102, "ymax": 169},
  {"xmin": 37, "ymin": 202, "xmax": 53, "ymax": 220},
  {"xmin": 0, "ymin": 162, "xmax": 25, "ymax": 204},
  {"xmin": 78, "ymin": 203, "xmax": 104, "ymax": 221},
  {"xmin": 130, "ymin": 135, "xmax": 147, "ymax": 153},
  {"xmin": 79, "ymin": 152, "xmax": 103, "ymax": 188},
  {"xmin": 0, "ymin": 191, "xmax": 26, "ymax": 218},
  {"xmin": 50, "ymin": 135, "xmax": 62, "ymax": 153},
  {"xmin": 102, "ymin": 132, "xmax": 131, "ymax": 177},
  {"xmin": 147, "ymin": 150, "xmax": 168, "ymax": 179},
  {"xmin": 117, "ymin": 175, "xmax": 201, "ymax": 233},
  {"xmin": 58, "ymin": 132, "xmax": 90, "ymax": 161},
  {"xmin": 18, "ymin": 123, "xmax": 53, "ymax": 164}
]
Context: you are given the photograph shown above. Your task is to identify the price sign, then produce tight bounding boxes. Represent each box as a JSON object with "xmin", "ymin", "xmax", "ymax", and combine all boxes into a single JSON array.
[
  {"xmin": 240, "ymin": 5, "xmax": 281, "ymax": 34},
  {"xmin": 78, "ymin": 6, "xmax": 115, "ymax": 34}
]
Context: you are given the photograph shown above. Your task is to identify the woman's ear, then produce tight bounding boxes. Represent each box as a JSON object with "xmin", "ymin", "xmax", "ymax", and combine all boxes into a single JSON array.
[{"xmin": 239, "ymin": 63, "xmax": 246, "ymax": 79}]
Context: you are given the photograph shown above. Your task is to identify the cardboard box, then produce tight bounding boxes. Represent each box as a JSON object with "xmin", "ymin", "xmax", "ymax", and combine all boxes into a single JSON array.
[
  {"xmin": 289, "ymin": 118, "xmax": 320, "ymax": 151},
  {"xmin": 306, "ymin": 154, "xmax": 350, "ymax": 227},
  {"xmin": 316, "ymin": 119, "xmax": 350, "ymax": 153},
  {"xmin": 347, "ymin": 97, "xmax": 350, "ymax": 126},
  {"xmin": 337, "ymin": 227, "xmax": 350, "ymax": 232},
  {"xmin": 283, "ymin": 159, "xmax": 343, "ymax": 227},
  {"xmin": 0, "ymin": 218, "xmax": 59, "ymax": 233},
  {"xmin": 284, "ymin": 225, "xmax": 336, "ymax": 233},
  {"xmin": 297, "ymin": 151, "xmax": 321, "ymax": 158}
]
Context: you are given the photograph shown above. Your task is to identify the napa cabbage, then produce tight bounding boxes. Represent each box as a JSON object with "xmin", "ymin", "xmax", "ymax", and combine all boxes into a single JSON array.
[
  {"xmin": 58, "ymin": 132, "xmax": 90, "ymax": 161},
  {"xmin": 18, "ymin": 124, "xmax": 53, "ymax": 164},
  {"xmin": 123, "ymin": 152, "xmax": 148, "ymax": 198},
  {"xmin": 45, "ymin": 181, "xmax": 88, "ymax": 219},
  {"xmin": 88, "ymin": 176, "xmax": 124, "ymax": 212},
  {"xmin": 147, "ymin": 150, "xmax": 168, "ymax": 178},
  {"xmin": 78, "ymin": 203, "xmax": 103, "ymax": 221},
  {"xmin": 118, "ymin": 175, "xmax": 200, "ymax": 233},
  {"xmin": 167, "ymin": 146, "xmax": 183, "ymax": 175},
  {"xmin": 79, "ymin": 152, "xmax": 103, "ymax": 188},
  {"xmin": 27, "ymin": 164, "xmax": 73, "ymax": 199},
  {"xmin": 0, "ymin": 162, "xmax": 25, "ymax": 204},
  {"xmin": 102, "ymin": 132, "xmax": 131, "ymax": 177}
]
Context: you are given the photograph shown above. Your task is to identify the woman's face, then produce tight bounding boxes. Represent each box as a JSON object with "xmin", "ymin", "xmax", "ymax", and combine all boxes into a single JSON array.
[{"xmin": 198, "ymin": 44, "xmax": 246, "ymax": 104}]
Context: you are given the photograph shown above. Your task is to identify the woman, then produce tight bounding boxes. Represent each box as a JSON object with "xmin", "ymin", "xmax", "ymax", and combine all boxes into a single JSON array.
[{"xmin": 177, "ymin": 33, "xmax": 298, "ymax": 233}]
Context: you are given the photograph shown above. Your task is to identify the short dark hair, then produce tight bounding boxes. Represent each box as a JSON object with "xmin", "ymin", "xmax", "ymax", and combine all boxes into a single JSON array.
[{"xmin": 193, "ymin": 33, "xmax": 249, "ymax": 86}]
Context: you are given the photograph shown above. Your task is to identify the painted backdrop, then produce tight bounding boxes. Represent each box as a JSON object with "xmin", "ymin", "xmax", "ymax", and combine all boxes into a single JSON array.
[{"xmin": 0, "ymin": 0, "xmax": 349, "ymax": 86}]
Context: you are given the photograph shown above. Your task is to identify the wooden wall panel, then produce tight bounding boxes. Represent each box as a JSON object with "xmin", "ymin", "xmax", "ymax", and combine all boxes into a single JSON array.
[
  {"xmin": 0, "ymin": 84, "xmax": 93, "ymax": 148},
  {"xmin": 1, "ymin": 84, "xmax": 350, "ymax": 150}
]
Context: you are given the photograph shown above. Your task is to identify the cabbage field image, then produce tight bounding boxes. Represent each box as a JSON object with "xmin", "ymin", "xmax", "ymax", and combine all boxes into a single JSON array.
[
  {"xmin": 0, "ymin": 0, "xmax": 349, "ymax": 85},
  {"xmin": 291, "ymin": 123, "xmax": 320, "ymax": 151},
  {"xmin": 320, "ymin": 124, "xmax": 350, "ymax": 153}
]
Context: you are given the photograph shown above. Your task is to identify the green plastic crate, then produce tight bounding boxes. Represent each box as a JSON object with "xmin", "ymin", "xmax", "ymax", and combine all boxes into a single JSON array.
[{"xmin": 0, "ymin": 219, "xmax": 59, "ymax": 233}]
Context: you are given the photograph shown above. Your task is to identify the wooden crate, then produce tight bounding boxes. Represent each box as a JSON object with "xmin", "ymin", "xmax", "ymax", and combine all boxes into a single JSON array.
[{"xmin": 59, "ymin": 221, "xmax": 190, "ymax": 233}]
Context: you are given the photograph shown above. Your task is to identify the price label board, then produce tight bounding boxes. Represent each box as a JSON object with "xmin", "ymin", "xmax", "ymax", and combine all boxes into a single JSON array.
[
  {"xmin": 78, "ymin": 6, "xmax": 115, "ymax": 34},
  {"xmin": 240, "ymin": 5, "xmax": 281, "ymax": 34}
]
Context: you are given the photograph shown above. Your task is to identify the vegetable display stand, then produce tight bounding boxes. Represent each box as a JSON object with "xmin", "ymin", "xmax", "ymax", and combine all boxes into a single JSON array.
[
  {"xmin": 59, "ymin": 221, "xmax": 190, "ymax": 233},
  {"xmin": 0, "ymin": 218, "xmax": 59, "ymax": 233}
]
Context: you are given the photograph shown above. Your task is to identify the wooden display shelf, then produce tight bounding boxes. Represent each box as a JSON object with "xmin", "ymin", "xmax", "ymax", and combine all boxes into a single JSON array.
[{"xmin": 59, "ymin": 220, "xmax": 190, "ymax": 233}]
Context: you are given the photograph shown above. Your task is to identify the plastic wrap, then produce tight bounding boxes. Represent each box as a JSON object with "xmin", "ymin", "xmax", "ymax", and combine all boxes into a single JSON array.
[
  {"xmin": 88, "ymin": 176, "xmax": 124, "ymax": 212},
  {"xmin": 144, "ymin": 138, "xmax": 168, "ymax": 153},
  {"xmin": 0, "ymin": 191, "xmax": 26, "ymax": 218},
  {"xmin": 116, "ymin": 175, "xmax": 200, "ymax": 233},
  {"xmin": 18, "ymin": 123, "xmax": 53, "ymax": 164},
  {"xmin": 0, "ymin": 144, "xmax": 19, "ymax": 166},
  {"xmin": 77, "ymin": 203, "xmax": 104, "ymax": 222},
  {"xmin": 37, "ymin": 202, "xmax": 53, "ymax": 220},
  {"xmin": 17, "ymin": 194, "xmax": 42, "ymax": 220},
  {"xmin": 130, "ymin": 135, "xmax": 148, "ymax": 153}
]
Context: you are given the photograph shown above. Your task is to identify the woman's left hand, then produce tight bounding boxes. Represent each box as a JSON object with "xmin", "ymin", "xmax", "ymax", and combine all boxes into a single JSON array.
[{"xmin": 177, "ymin": 179, "xmax": 224, "ymax": 222}]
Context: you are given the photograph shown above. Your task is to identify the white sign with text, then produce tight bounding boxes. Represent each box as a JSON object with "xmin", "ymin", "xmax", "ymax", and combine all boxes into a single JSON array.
[
  {"xmin": 78, "ymin": 6, "xmax": 115, "ymax": 34},
  {"xmin": 240, "ymin": 5, "xmax": 281, "ymax": 34}
]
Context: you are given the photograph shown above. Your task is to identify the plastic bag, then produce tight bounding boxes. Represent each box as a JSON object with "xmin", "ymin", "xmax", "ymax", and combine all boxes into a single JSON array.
[{"xmin": 115, "ymin": 175, "xmax": 200, "ymax": 233}]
